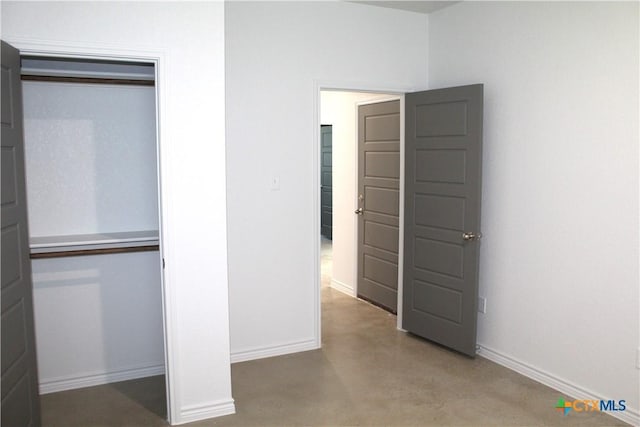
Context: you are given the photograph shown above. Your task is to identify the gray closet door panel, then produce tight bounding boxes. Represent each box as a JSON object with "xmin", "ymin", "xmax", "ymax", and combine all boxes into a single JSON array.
[{"xmin": 1, "ymin": 40, "xmax": 42, "ymax": 427}]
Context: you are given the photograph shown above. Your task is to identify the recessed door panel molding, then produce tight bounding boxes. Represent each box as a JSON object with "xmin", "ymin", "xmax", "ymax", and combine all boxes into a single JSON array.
[
  {"xmin": 1, "ymin": 66, "xmax": 14, "ymax": 126},
  {"xmin": 364, "ymin": 187, "xmax": 400, "ymax": 217},
  {"xmin": 403, "ymin": 84, "xmax": 483, "ymax": 357},
  {"xmin": 320, "ymin": 125, "xmax": 333, "ymax": 240},
  {"xmin": 364, "ymin": 151, "xmax": 400, "ymax": 179},
  {"xmin": 412, "ymin": 279, "xmax": 463, "ymax": 324},
  {"xmin": 1, "ymin": 225, "xmax": 22, "ymax": 287},
  {"xmin": 364, "ymin": 222, "xmax": 399, "ymax": 254},
  {"xmin": 1, "ymin": 300, "xmax": 28, "ymax": 373},
  {"xmin": 414, "ymin": 237, "xmax": 464, "ymax": 279},
  {"xmin": 364, "ymin": 113, "xmax": 400, "ymax": 141},
  {"xmin": 414, "ymin": 194, "xmax": 466, "ymax": 231},
  {"xmin": 415, "ymin": 100, "xmax": 468, "ymax": 137},
  {"xmin": 415, "ymin": 149, "xmax": 466, "ymax": 184},
  {"xmin": 1, "ymin": 147, "xmax": 18, "ymax": 206},
  {"xmin": 363, "ymin": 254, "xmax": 398, "ymax": 291},
  {"xmin": 357, "ymin": 100, "xmax": 400, "ymax": 313}
]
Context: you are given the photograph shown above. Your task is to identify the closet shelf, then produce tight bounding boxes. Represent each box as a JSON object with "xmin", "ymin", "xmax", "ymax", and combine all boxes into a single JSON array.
[{"xmin": 30, "ymin": 230, "xmax": 159, "ymax": 258}]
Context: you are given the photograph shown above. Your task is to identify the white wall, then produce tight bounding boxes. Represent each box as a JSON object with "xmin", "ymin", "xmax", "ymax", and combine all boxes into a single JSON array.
[
  {"xmin": 2, "ymin": 2, "xmax": 233, "ymax": 424},
  {"xmin": 429, "ymin": 2, "xmax": 639, "ymax": 422},
  {"xmin": 226, "ymin": 2, "xmax": 428, "ymax": 360},
  {"xmin": 320, "ymin": 91, "xmax": 397, "ymax": 296}
]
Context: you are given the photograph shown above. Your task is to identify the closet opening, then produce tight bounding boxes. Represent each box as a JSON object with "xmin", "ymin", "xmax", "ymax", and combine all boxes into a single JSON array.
[{"xmin": 21, "ymin": 55, "xmax": 167, "ymax": 418}]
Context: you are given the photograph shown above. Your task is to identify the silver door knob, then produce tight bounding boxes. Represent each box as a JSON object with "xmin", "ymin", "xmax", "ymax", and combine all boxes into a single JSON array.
[
  {"xmin": 354, "ymin": 208, "xmax": 363, "ymax": 215},
  {"xmin": 462, "ymin": 232, "xmax": 482, "ymax": 241}
]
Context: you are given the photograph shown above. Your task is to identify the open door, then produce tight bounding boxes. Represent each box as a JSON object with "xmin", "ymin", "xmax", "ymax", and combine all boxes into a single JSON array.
[
  {"xmin": 402, "ymin": 84, "xmax": 483, "ymax": 357},
  {"xmin": 356, "ymin": 100, "xmax": 401, "ymax": 314},
  {"xmin": 1, "ymin": 40, "xmax": 42, "ymax": 426}
]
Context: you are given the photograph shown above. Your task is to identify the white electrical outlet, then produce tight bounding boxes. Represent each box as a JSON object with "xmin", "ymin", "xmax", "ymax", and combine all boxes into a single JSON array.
[{"xmin": 478, "ymin": 297, "xmax": 487, "ymax": 314}]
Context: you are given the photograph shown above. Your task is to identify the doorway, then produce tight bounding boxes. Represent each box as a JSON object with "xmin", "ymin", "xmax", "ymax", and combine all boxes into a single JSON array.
[
  {"xmin": 318, "ymin": 90, "xmax": 403, "ymax": 323},
  {"xmin": 316, "ymin": 84, "xmax": 484, "ymax": 357},
  {"xmin": 19, "ymin": 54, "xmax": 168, "ymax": 417}
]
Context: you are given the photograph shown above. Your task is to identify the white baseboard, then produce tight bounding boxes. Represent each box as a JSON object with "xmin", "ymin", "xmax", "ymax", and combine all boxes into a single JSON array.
[
  {"xmin": 39, "ymin": 363, "xmax": 165, "ymax": 395},
  {"xmin": 477, "ymin": 344, "xmax": 639, "ymax": 426},
  {"xmin": 231, "ymin": 338, "xmax": 318, "ymax": 364},
  {"xmin": 174, "ymin": 399, "xmax": 236, "ymax": 425},
  {"xmin": 330, "ymin": 279, "xmax": 355, "ymax": 297}
]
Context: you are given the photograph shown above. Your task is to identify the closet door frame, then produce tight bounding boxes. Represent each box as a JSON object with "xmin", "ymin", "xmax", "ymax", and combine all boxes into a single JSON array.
[{"xmin": 6, "ymin": 40, "xmax": 176, "ymax": 422}]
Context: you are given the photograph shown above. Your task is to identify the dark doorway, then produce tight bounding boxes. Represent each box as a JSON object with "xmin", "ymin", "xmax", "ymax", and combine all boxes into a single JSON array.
[{"xmin": 320, "ymin": 125, "xmax": 333, "ymax": 240}]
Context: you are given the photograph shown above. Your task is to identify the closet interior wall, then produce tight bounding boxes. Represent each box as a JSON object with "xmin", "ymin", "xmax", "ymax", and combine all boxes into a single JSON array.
[{"xmin": 21, "ymin": 57, "xmax": 165, "ymax": 394}]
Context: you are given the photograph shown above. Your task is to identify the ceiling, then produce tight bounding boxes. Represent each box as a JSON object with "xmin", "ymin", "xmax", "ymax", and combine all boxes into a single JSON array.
[{"xmin": 349, "ymin": 1, "xmax": 460, "ymax": 14}]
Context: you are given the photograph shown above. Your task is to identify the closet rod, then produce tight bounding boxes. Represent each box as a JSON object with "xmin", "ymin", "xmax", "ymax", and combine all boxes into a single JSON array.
[
  {"xmin": 21, "ymin": 74, "xmax": 155, "ymax": 86},
  {"xmin": 30, "ymin": 245, "xmax": 159, "ymax": 259}
]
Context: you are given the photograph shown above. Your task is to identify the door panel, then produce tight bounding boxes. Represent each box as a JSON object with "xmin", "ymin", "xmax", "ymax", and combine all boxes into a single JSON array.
[
  {"xmin": 320, "ymin": 125, "xmax": 332, "ymax": 239},
  {"xmin": 414, "ymin": 194, "xmax": 465, "ymax": 230},
  {"xmin": 403, "ymin": 84, "xmax": 483, "ymax": 357},
  {"xmin": 364, "ymin": 255, "xmax": 398, "ymax": 290},
  {"xmin": 357, "ymin": 100, "xmax": 400, "ymax": 313},
  {"xmin": 364, "ymin": 152, "xmax": 400, "ymax": 178},
  {"xmin": 415, "ymin": 101, "xmax": 468, "ymax": 136},
  {"xmin": 364, "ymin": 222, "xmax": 398, "ymax": 254},
  {"xmin": 415, "ymin": 149, "xmax": 466, "ymax": 183},
  {"xmin": 1, "ymin": 40, "xmax": 42, "ymax": 426},
  {"xmin": 364, "ymin": 113, "xmax": 400, "ymax": 141},
  {"xmin": 364, "ymin": 187, "xmax": 399, "ymax": 216}
]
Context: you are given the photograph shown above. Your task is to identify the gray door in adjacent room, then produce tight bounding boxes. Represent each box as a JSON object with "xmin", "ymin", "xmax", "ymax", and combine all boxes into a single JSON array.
[
  {"xmin": 403, "ymin": 84, "xmax": 483, "ymax": 357},
  {"xmin": 1, "ymin": 40, "xmax": 42, "ymax": 426},
  {"xmin": 321, "ymin": 125, "xmax": 333, "ymax": 240},
  {"xmin": 356, "ymin": 100, "xmax": 400, "ymax": 313}
]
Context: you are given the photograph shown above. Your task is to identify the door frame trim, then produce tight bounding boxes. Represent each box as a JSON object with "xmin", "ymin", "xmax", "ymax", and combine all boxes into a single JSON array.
[
  {"xmin": 313, "ymin": 80, "xmax": 423, "ymax": 341},
  {"xmin": 5, "ymin": 38, "xmax": 177, "ymax": 423}
]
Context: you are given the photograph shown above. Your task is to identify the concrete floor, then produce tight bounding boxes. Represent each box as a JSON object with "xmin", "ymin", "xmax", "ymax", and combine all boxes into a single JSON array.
[{"xmin": 40, "ymin": 239, "xmax": 628, "ymax": 426}]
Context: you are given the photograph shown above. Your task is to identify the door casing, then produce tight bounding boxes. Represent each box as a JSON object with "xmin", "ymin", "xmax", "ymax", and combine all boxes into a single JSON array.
[
  {"xmin": 316, "ymin": 84, "xmax": 483, "ymax": 352},
  {"xmin": 5, "ymin": 38, "xmax": 176, "ymax": 423}
]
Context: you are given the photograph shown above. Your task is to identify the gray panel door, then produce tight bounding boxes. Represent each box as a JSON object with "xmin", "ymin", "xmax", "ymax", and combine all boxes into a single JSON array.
[
  {"xmin": 1, "ymin": 41, "xmax": 42, "ymax": 426},
  {"xmin": 320, "ymin": 125, "xmax": 332, "ymax": 240},
  {"xmin": 357, "ymin": 100, "xmax": 400, "ymax": 313},
  {"xmin": 403, "ymin": 84, "xmax": 483, "ymax": 357}
]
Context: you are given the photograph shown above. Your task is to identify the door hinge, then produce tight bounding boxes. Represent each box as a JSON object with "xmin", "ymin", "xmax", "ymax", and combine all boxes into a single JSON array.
[{"xmin": 162, "ymin": 258, "xmax": 165, "ymax": 269}]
